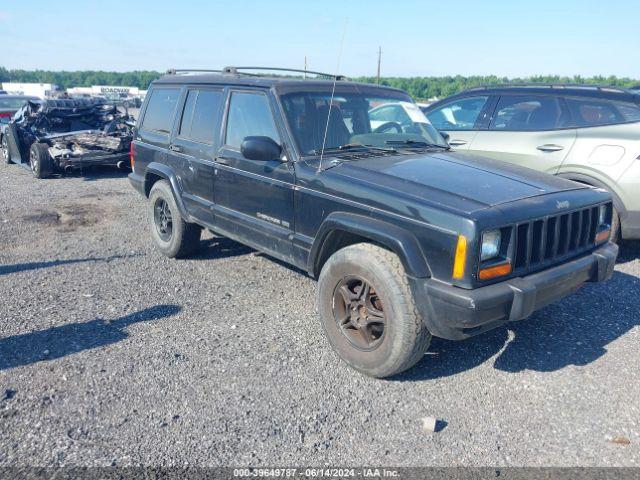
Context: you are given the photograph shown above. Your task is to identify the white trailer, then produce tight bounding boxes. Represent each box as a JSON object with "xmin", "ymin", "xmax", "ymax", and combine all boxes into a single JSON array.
[{"xmin": 0, "ymin": 82, "xmax": 59, "ymax": 98}]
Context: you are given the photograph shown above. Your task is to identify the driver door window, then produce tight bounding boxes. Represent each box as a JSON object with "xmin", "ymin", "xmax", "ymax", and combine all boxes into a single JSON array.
[
  {"xmin": 426, "ymin": 96, "xmax": 489, "ymax": 131},
  {"xmin": 224, "ymin": 92, "xmax": 280, "ymax": 148},
  {"xmin": 425, "ymin": 96, "xmax": 490, "ymax": 150}
]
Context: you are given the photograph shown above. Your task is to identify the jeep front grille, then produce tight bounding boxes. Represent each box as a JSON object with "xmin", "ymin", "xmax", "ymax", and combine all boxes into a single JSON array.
[{"xmin": 512, "ymin": 205, "xmax": 602, "ymax": 272}]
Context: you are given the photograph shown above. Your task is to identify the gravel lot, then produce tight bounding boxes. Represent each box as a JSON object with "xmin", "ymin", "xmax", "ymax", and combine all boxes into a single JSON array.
[{"xmin": 0, "ymin": 159, "xmax": 639, "ymax": 467}]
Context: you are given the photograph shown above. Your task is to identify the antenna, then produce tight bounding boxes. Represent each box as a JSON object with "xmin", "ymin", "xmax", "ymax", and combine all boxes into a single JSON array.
[
  {"xmin": 304, "ymin": 56, "xmax": 307, "ymax": 80},
  {"xmin": 318, "ymin": 19, "xmax": 348, "ymax": 174},
  {"xmin": 376, "ymin": 46, "xmax": 381, "ymax": 84}
]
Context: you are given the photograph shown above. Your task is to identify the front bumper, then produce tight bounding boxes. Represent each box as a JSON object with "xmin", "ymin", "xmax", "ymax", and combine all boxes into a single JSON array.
[{"xmin": 410, "ymin": 242, "xmax": 618, "ymax": 340}]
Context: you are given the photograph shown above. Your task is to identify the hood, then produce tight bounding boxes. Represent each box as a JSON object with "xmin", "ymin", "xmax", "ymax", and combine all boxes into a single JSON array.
[{"xmin": 329, "ymin": 151, "xmax": 586, "ymax": 214}]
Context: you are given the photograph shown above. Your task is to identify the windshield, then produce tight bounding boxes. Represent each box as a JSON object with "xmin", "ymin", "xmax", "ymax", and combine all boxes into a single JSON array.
[
  {"xmin": 0, "ymin": 97, "xmax": 32, "ymax": 110},
  {"xmin": 279, "ymin": 90, "xmax": 447, "ymax": 155}
]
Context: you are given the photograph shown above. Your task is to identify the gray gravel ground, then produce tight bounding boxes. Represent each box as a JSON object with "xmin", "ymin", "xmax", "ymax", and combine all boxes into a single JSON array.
[{"xmin": 0, "ymin": 159, "xmax": 639, "ymax": 467}]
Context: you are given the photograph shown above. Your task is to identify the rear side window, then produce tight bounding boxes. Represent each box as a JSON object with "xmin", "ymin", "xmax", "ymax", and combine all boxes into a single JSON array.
[
  {"xmin": 178, "ymin": 90, "xmax": 197, "ymax": 137},
  {"xmin": 564, "ymin": 97, "xmax": 637, "ymax": 127},
  {"xmin": 426, "ymin": 96, "xmax": 489, "ymax": 130},
  {"xmin": 490, "ymin": 95, "xmax": 566, "ymax": 131},
  {"xmin": 225, "ymin": 91, "xmax": 280, "ymax": 149},
  {"xmin": 141, "ymin": 88, "xmax": 180, "ymax": 134},
  {"xmin": 0, "ymin": 98, "xmax": 29, "ymax": 109},
  {"xmin": 178, "ymin": 89, "xmax": 223, "ymax": 144}
]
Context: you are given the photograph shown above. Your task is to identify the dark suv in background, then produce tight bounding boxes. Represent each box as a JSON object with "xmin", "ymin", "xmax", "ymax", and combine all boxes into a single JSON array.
[
  {"xmin": 129, "ymin": 68, "xmax": 617, "ymax": 378},
  {"xmin": 422, "ymin": 85, "xmax": 640, "ymax": 241}
]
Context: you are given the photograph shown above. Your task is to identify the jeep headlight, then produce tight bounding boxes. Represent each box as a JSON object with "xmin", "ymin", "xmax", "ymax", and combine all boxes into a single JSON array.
[
  {"xmin": 595, "ymin": 204, "xmax": 612, "ymax": 244},
  {"xmin": 598, "ymin": 204, "xmax": 608, "ymax": 226},
  {"xmin": 481, "ymin": 229, "xmax": 501, "ymax": 261}
]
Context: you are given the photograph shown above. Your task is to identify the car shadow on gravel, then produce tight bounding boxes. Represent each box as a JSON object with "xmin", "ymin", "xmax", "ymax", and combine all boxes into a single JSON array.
[
  {"xmin": 616, "ymin": 240, "xmax": 640, "ymax": 264},
  {"xmin": 0, "ymin": 254, "xmax": 140, "ymax": 276},
  {"xmin": 395, "ymin": 270, "xmax": 640, "ymax": 381},
  {"xmin": 190, "ymin": 236, "xmax": 310, "ymax": 276},
  {"xmin": 77, "ymin": 166, "xmax": 131, "ymax": 181},
  {"xmin": 191, "ymin": 236, "xmax": 255, "ymax": 260},
  {"xmin": 0, "ymin": 304, "xmax": 181, "ymax": 371}
]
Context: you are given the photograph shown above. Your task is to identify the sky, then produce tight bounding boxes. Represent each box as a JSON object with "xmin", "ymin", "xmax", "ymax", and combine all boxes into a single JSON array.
[{"xmin": 1, "ymin": 0, "xmax": 639, "ymax": 78}]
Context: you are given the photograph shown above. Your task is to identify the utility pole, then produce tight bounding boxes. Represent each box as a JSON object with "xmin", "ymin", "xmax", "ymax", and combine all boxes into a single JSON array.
[{"xmin": 376, "ymin": 46, "xmax": 381, "ymax": 84}]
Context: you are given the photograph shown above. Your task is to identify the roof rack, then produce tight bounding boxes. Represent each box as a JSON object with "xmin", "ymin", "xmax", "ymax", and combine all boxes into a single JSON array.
[
  {"xmin": 165, "ymin": 67, "xmax": 345, "ymax": 80},
  {"xmin": 166, "ymin": 69, "xmax": 224, "ymax": 75},
  {"xmin": 222, "ymin": 66, "xmax": 346, "ymax": 80},
  {"xmin": 465, "ymin": 83, "xmax": 633, "ymax": 94}
]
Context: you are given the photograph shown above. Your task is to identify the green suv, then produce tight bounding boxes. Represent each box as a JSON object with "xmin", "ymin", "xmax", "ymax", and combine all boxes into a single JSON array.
[{"xmin": 422, "ymin": 85, "xmax": 640, "ymax": 241}]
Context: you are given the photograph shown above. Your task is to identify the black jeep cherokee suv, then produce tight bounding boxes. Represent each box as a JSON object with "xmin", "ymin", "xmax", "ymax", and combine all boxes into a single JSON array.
[{"xmin": 129, "ymin": 67, "xmax": 618, "ymax": 378}]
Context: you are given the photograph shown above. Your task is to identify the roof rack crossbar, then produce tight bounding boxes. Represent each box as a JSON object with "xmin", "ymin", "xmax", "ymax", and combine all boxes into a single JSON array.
[
  {"xmin": 222, "ymin": 66, "xmax": 346, "ymax": 80},
  {"xmin": 166, "ymin": 67, "xmax": 347, "ymax": 81},
  {"xmin": 466, "ymin": 83, "xmax": 631, "ymax": 94},
  {"xmin": 166, "ymin": 69, "xmax": 224, "ymax": 75}
]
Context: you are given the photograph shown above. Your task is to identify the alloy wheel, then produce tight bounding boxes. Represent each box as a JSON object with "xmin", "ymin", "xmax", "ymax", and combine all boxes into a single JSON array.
[
  {"xmin": 332, "ymin": 275, "xmax": 386, "ymax": 351},
  {"xmin": 1, "ymin": 137, "xmax": 8, "ymax": 159},
  {"xmin": 29, "ymin": 148, "xmax": 38, "ymax": 173},
  {"xmin": 153, "ymin": 198, "xmax": 173, "ymax": 241}
]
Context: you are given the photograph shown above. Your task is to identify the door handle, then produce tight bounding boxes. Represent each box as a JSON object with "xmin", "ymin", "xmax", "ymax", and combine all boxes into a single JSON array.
[
  {"xmin": 448, "ymin": 139, "xmax": 467, "ymax": 147},
  {"xmin": 169, "ymin": 144, "xmax": 183, "ymax": 153},
  {"xmin": 216, "ymin": 157, "xmax": 230, "ymax": 165},
  {"xmin": 537, "ymin": 144, "xmax": 564, "ymax": 152}
]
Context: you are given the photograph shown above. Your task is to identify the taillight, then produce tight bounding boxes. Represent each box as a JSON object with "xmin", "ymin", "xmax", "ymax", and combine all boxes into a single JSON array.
[
  {"xmin": 129, "ymin": 142, "xmax": 135, "ymax": 170},
  {"xmin": 0, "ymin": 112, "xmax": 12, "ymax": 118}
]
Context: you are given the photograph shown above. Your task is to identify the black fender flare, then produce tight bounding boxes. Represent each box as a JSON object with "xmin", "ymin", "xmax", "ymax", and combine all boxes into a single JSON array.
[
  {"xmin": 557, "ymin": 172, "xmax": 626, "ymax": 217},
  {"xmin": 144, "ymin": 162, "xmax": 192, "ymax": 221},
  {"xmin": 308, "ymin": 212, "xmax": 431, "ymax": 278}
]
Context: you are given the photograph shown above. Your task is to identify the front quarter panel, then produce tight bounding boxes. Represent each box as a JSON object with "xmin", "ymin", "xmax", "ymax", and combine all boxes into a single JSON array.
[{"xmin": 294, "ymin": 161, "xmax": 471, "ymax": 286}]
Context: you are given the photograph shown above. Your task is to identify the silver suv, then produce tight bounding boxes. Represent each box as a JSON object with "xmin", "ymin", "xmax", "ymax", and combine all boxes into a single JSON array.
[{"xmin": 422, "ymin": 85, "xmax": 640, "ymax": 241}]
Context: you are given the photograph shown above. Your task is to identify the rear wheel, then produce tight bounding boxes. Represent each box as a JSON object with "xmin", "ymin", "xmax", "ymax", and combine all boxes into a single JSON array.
[
  {"xmin": 1, "ymin": 135, "xmax": 11, "ymax": 164},
  {"xmin": 29, "ymin": 142, "xmax": 53, "ymax": 179},
  {"xmin": 317, "ymin": 243, "xmax": 431, "ymax": 378},
  {"xmin": 148, "ymin": 180, "xmax": 201, "ymax": 258}
]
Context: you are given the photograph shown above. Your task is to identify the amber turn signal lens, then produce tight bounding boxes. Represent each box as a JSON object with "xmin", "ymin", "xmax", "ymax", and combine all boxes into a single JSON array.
[
  {"xmin": 595, "ymin": 229, "xmax": 611, "ymax": 244},
  {"xmin": 452, "ymin": 235, "xmax": 467, "ymax": 279},
  {"xmin": 479, "ymin": 262, "xmax": 512, "ymax": 281}
]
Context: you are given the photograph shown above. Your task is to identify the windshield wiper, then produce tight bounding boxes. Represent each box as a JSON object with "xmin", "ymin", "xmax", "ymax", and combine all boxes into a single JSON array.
[
  {"xmin": 313, "ymin": 144, "xmax": 396, "ymax": 155},
  {"xmin": 385, "ymin": 139, "xmax": 450, "ymax": 150}
]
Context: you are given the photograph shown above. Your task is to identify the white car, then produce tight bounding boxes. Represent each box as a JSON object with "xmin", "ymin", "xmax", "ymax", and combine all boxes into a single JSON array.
[{"xmin": 368, "ymin": 101, "xmax": 434, "ymax": 133}]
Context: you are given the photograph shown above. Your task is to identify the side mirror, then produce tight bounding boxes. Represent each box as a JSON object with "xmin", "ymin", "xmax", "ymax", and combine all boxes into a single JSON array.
[
  {"xmin": 241, "ymin": 136, "xmax": 282, "ymax": 161},
  {"xmin": 439, "ymin": 130, "xmax": 450, "ymax": 142}
]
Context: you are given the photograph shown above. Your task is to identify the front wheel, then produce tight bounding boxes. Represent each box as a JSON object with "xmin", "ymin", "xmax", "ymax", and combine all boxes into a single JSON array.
[
  {"xmin": 148, "ymin": 180, "xmax": 201, "ymax": 258},
  {"xmin": 317, "ymin": 243, "xmax": 431, "ymax": 378}
]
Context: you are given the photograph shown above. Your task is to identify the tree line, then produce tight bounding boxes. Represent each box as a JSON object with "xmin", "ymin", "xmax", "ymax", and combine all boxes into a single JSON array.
[{"xmin": 2, "ymin": 67, "xmax": 639, "ymax": 100}]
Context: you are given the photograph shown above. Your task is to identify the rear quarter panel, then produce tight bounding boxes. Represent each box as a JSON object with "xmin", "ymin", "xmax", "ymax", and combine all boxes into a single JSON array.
[{"xmin": 558, "ymin": 122, "xmax": 640, "ymax": 212}]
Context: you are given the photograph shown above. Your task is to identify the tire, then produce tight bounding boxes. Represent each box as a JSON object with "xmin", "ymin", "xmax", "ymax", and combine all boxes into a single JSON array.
[
  {"xmin": 1, "ymin": 135, "xmax": 11, "ymax": 164},
  {"xmin": 29, "ymin": 142, "xmax": 53, "ymax": 179},
  {"xmin": 148, "ymin": 180, "xmax": 201, "ymax": 258},
  {"xmin": 317, "ymin": 243, "xmax": 431, "ymax": 378}
]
